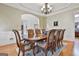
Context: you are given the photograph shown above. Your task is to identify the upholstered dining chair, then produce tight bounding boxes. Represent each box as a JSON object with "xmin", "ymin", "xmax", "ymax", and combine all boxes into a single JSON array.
[
  {"xmin": 38, "ymin": 29, "xmax": 56, "ymax": 56},
  {"xmin": 54, "ymin": 29, "xmax": 61, "ymax": 48},
  {"xmin": 27, "ymin": 29, "xmax": 34, "ymax": 38},
  {"xmin": 12, "ymin": 30, "xmax": 32, "ymax": 56},
  {"xmin": 47, "ymin": 29, "xmax": 56, "ymax": 52},
  {"xmin": 27, "ymin": 29, "xmax": 38, "ymax": 56},
  {"xmin": 59, "ymin": 29, "xmax": 65, "ymax": 47},
  {"xmin": 35, "ymin": 29, "xmax": 46, "ymax": 43},
  {"xmin": 35, "ymin": 29, "xmax": 42, "ymax": 37}
]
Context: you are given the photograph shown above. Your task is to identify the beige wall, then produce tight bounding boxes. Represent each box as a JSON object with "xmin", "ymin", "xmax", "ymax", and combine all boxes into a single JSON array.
[
  {"xmin": 0, "ymin": 3, "xmax": 79, "ymax": 44},
  {"xmin": 0, "ymin": 3, "xmax": 77, "ymax": 41},
  {"xmin": 47, "ymin": 9, "xmax": 78, "ymax": 40},
  {"xmin": 0, "ymin": 4, "xmax": 26, "ymax": 31},
  {"xmin": 39, "ymin": 16, "xmax": 47, "ymax": 29},
  {"xmin": 0, "ymin": 4, "xmax": 47, "ymax": 31},
  {"xmin": 0, "ymin": 4, "xmax": 47, "ymax": 45}
]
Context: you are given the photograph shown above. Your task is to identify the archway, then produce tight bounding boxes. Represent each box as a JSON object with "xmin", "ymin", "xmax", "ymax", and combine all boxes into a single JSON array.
[{"xmin": 21, "ymin": 14, "xmax": 40, "ymax": 38}]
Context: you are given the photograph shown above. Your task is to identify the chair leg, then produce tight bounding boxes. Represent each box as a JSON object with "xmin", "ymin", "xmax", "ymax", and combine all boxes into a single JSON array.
[
  {"xmin": 58, "ymin": 43, "xmax": 60, "ymax": 49},
  {"xmin": 59, "ymin": 42, "xmax": 61, "ymax": 48},
  {"xmin": 33, "ymin": 50, "xmax": 35, "ymax": 56},
  {"xmin": 52, "ymin": 50, "xmax": 54, "ymax": 55},
  {"xmin": 18, "ymin": 49, "xmax": 20, "ymax": 56},
  {"xmin": 44, "ymin": 49, "xmax": 47, "ymax": 56},
  {"xmin": 57, "ymin": 41, "xmax": 59, "ymax": 48},
  {"xmin": 33, "ymin": 46, "xmax": 36, "ymax": 56},
  {"xmin": 50, "ymin": 48, "xmax": 54, "ymax": 55},
  {"xmin": 22, "ymin": 51, "xmax": 25, "ymax": 56},
  {"xmin": 59, "ymin": 41, "xmax": 62, "ymax": 47},
  {"xmin": 61, "ymin": 41, "xmax": 63, "ymax": 46},
  {"xmin": 54, "ymin": 47, "xmax": 56, "ymax": 52},
  {"xmin": 54, "ymin": 43, "xmax": 56, "ymax": 52}
]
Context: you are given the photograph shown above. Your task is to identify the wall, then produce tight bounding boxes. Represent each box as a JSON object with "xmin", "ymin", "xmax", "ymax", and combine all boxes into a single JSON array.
[
  {"xmin": 0, "ymin": 4, "xmax": 47, "ymax": 45},
  {"xmin": 0, "ymin": 4, "xmax": 27, "ymax": 31},
  {"xmin": 39, "ymin": 16, "xmax": 47, "ymax": 29},
  {"xmin": 0, "ymin": 4, "xmax": 47, "ymax": 31},
  {"xmin": 47, "ymin": 9, "xmax": 76, "ymax": 40},
  {"xmin": 0, "ymin": 4, "xmax": 25, "ymax": 45},
  {"xmin": 0, "ymin": 3, "xmax": 78, "ymax": 44}
]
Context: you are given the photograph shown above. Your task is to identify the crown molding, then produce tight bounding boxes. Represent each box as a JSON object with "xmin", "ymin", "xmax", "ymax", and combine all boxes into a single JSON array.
[{"xmin": 3, "ymin": 3, "xmax": 79, "ymax": 17}]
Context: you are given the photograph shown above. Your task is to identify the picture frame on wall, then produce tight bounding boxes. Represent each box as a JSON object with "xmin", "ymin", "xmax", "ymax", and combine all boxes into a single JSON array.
[{"xmin": 54, "ymin": 21, "xmax": 58, "ymax": 26}]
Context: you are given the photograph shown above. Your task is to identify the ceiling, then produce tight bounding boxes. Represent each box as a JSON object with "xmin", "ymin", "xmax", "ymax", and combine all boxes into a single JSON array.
[{"xmin": 3, "ymin": 3, "xmax": 79, "ymax": 16}]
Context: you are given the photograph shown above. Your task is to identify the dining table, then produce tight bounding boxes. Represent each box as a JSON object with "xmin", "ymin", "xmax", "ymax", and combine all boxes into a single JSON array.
[
  {"xmin": 22, "ymin": 34, "xmax": 47, "ymax": 55},
  {"xmin": 22, "ymin": 34, "xmax": 47, "ymax": 48},
  {"xmin": 23, "ymin": 34, "xmax": 47, "ymax": 41}
]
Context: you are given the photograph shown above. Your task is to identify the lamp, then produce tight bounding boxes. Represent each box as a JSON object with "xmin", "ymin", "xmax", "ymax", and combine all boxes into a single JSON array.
[{"xmin": 41, "ymin": 3, "xmax": 52, "ymax": 14}]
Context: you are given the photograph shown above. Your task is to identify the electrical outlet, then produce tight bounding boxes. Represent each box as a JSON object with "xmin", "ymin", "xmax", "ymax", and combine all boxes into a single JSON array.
[{"xmin": 10, "ymin": 38, "xmax": 14, "ymax": 40}]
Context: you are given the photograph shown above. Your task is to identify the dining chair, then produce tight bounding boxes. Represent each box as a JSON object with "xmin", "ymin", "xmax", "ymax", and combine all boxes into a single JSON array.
[
  {"xmin": 55, "ymin": 29, "xmax": 61, "ymax": 48},
  {"xmin": 27, "ymin": 29, "xmax": 38, "ymax": 56},
  {"xmin": 27, "ymin": 29, "xmax": 34, "ymax": 38},
  {"xmin": 47, "ymin": 29, "xmax": 56, "ymax": 53},
  {"xmin": 12, "ymin": 30, "xmax": 32, "ymax": 56},
  {"xmin": 35, "ymin": 29, "xmax": 46, "ymax": 42},
  {"xmin": 38, "ymin": 29, "xmax": 56, "ymax": 56},
  {"xmin": 59, "ymin": 29, "xmax": 65, "ymax": 47},
  {"xmin": 35, "ymin": 29, "xmax": 42, "ymax": 37}
]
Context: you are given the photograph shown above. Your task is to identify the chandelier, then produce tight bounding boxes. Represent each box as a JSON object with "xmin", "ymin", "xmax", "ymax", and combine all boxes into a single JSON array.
[{"xmin": 41, "ymin": 3, "xmax": 52, "ymax": 14}]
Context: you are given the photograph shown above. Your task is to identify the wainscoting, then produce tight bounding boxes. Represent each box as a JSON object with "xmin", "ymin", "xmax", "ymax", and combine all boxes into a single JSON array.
[{"xmin": 0, "ymin": 31, "xmax": 22, "ymax": 46}]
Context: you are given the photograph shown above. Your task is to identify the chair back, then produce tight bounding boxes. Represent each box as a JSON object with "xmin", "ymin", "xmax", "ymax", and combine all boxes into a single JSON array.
[
  {"xmin": 12, "ymin": 30, "xmax": 21, "ymax": 48},
  {"xmin": 47, "ymin": 29, "xmax": 55, "ymax": 46},
  {"xmin": 35, "ymin": 29, "xmax": 41, "ymax": 37},
  {"xmin": 55, "ymin": 29, "xmax": 61, "ymax": 41},
  {"xmin": 59, "ymin": 29, "xmax": 65, "ymax": 41},
  {"xmin": 54, "ymin": 29, "xmax": 61, "ymax": 47},
  {"xmin": 27, "ymin": 29, "xmax": 34, "ymax": 38}
]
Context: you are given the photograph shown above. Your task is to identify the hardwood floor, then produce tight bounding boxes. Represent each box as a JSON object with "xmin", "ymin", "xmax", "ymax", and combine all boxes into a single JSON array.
[
  {"xmin": 0, "ymin": 43, "xmax": 17, "ymax": 56},
  {"xmin": 60, "ymin": 40, "xmax": 74, "ymax": 56},
  {"xmin": 0, "ymin": 40, "xmax": 74, "ymax": 56}
]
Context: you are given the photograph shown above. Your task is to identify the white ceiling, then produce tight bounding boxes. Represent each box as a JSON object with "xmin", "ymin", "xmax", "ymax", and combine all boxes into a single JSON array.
[{"xmin": 3, "ymin": 3, "xmax": 79, "ymax": 16}]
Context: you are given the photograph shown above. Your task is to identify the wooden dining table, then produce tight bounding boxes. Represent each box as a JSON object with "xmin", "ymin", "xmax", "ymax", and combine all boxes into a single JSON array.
[
  {"xmin": 22, "ymin": 34, "xmax": 47, "ymax": 55},
  {"xmin": 23, "ymin": 34, "xmax": 47, "ymax": 42},
  {"xmin": 22, "ymin": 34, "xmax": 47, "ymax": 50}
]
